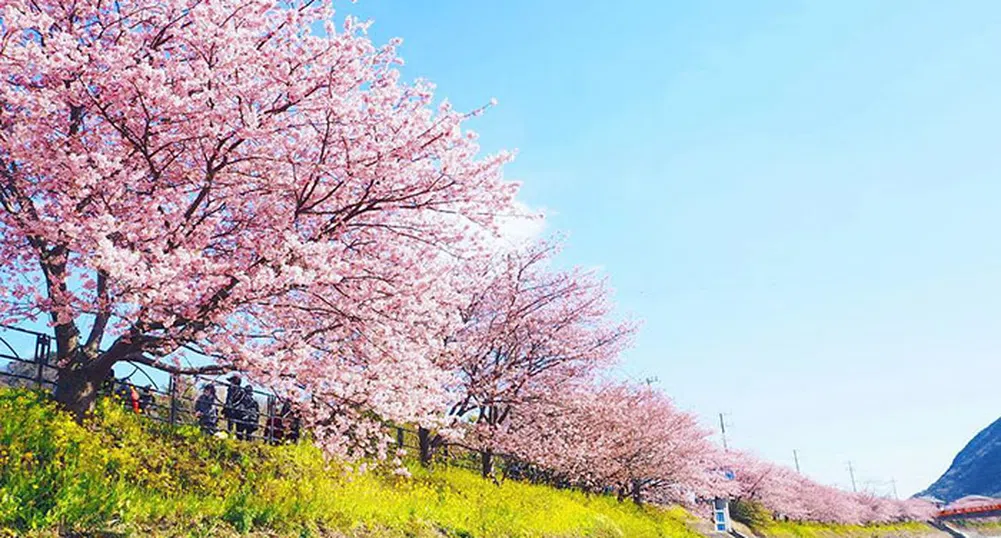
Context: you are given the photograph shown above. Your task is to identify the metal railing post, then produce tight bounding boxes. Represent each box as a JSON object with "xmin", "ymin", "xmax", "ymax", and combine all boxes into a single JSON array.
[
  {"xmin": 168, "ymin": 374, "xmax": 178, "ymax": 426},
  {"xmin": 33, "ymin": 334, "xmax": 50, "ymax": 390},
  {"xmin": 266, "ymin": 395, "xmax": 276, "ymax": 444}
]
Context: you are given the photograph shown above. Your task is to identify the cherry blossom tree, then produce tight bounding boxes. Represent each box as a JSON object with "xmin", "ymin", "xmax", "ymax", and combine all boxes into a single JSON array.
[
  {"xmin": 490, "ymin": 379, "xmax": 612, "ymax": 488},
  {"xmin": 719, "ymin": 450, "xmax": 936, "ymax": 524},
  {"xmin": 498, "ymin": 380, "xmax": 715, "ymax": 504},
  {"xmin": 687, "ymin": 449, "xmax": 743, "ymax": 504},
  {"xmin": 899, "ymin": 498, "xmax": 937, "ymax": 521},
  {"xmin": 414, "ymin": 242, "xmax": 634, "ymax": 474},
  {"xmin": 721, "ymin": 451, "xmax": 804, "ymax": 517},
  {"xmin": 0, "ymin": 2, "xmax": 958, "ymax": 516},
  {"xmin": 493, "ymin": 378, "xmax": 937, "ymax": 521},
  {"xmin": 0, "ymin": 0, "xmax": 519, "ymax": 446}
]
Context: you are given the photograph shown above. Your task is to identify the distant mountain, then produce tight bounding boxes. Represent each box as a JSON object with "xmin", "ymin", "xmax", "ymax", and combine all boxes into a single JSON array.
[{"xmin": 919, "ymin": 416, "xmax": 1001, "ymax": 503}]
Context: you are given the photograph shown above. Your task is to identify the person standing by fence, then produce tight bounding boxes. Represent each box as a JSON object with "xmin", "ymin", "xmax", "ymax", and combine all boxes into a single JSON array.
[
  {"xmin": 116, "ymin": 382, "xmax": 141, "ymax": 413},
  {"xmin": 265, "ymin": 399, "xmax": 287, "ymax": 444},
  {"xmin": 194, "ymin": 384, "xmax": 218, "ymax": 435},
  {"xmin": 265, "ymin": 400, "xmax": 301, "ymax": 444},
  {"xmin": 138, "ymin": 386, "xmax": 155, "ymax": 415},
  {"xmin": 222, "ymin": 375, "xmax": 243, "ymax": 434},
  {"xmin": 235, "ymin": 385, "xmax": 259, "ymax": 440},
  {"xmin": 287, "ymin": 406, "xmax": 301, "ymax": 443}
]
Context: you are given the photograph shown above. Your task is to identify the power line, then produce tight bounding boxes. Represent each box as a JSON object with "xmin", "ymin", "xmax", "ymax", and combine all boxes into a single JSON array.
[
  {"xmin": 865, "ymin": 478, "xmax": 899, "ymax": 499},
  {"xmin": 854, "ymin": 476, "xmax": 905, "ymax": 500}
]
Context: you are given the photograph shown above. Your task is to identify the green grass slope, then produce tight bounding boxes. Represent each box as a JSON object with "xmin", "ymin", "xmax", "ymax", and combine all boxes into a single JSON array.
[
  {"xmin": 0, "ymin": 389, "xmax": 702, "ymax": 538},
  {"xmin": 951, "ymin": 519, "xmax": 1001, "ymax": 536},
  {"xmin": 728, "ymin": 501, "xmax": 940, "ymax": 538},
  {"xmin": 745, "ymin": 520, "xmax": 938, "ymax": 538},
  {"xmin": 0, "ymin": 389, "xmax": 945, "ymax": 538}
]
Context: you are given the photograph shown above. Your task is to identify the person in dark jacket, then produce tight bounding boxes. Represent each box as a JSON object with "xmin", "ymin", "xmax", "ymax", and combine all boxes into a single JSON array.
[
  {"xmin": 264, "ymin": 400, "xmax": 288, "ymax": 444},
  {"xmin": 235, "ymin": 385, "xmax": 259, "ymax": 441},
  {"xmin": 222, "ymin": 375, "xmax": 243, "ymax": 433},
  {"xmin": 286, "ymin": 404, "xmax": 302, "ymax": 443},
  {"xmin": 138, "ymin": 386, "xmax": 155, "ymax": 415},
  {"xmin": 100, "ymin": 370, "xmax": 116, "ymax": 396},
  {"xmin": 114, "ymin": 382, "xmax": 130, "ymax": 407},
  {"xmin": 194, "ymin": 384, "xmax": 218, "ymax": 435}
]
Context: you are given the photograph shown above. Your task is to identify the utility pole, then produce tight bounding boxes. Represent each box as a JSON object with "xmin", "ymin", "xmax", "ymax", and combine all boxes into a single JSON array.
[
  {"xmin": 793, "ymin": 450, "xmax": 801, "ymax": 474},
  {"xmin": 890, "ymin": 478, "xmax": 899, "ymax": 500},
  {"xmin": 719, "ymin": 413, "xmax": 728, "ymax": 451},
  {"xmin": 847, "ymin": 461, "xmax": 857, "ymax": 493}
]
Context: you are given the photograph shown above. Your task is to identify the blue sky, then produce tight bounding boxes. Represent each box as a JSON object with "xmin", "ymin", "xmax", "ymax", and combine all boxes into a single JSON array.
[{"xmin": 344, "ymin": 0, "xmax": 1001, "ymax": 497}]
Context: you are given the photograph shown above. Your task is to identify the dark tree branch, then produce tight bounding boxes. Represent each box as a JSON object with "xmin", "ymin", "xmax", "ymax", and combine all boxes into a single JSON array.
[
  {"xmin": 122, "ymin": 354, "xmax": 233, "ymax": 376},
  {"xmin": 83, "ymin": 270, "xmax": 110, "ymax": 356}
]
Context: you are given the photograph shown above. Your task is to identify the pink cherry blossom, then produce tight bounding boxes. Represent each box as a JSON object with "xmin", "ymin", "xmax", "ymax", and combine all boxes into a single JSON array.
[
  {"xmin": 0, "ymin": 0, "xmax": 517, "ymax": 457},
  {"xmin": 416, "ymin": 241, "xmax": 635, "ymax": 472},
  {"xmin": 716, "ymin": 450, "xmax": 936, "ymax": 524},
  {"xmin": 497, "ymin": 380, "xmax": 714, "ymax": 505},
  {"xmin": 0, "ymin": 1, "xmax": 949, "ymax": 520}
]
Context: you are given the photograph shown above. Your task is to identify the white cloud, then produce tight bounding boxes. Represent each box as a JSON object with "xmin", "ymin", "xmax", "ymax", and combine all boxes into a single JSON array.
[{"xmin": 495, "ymin": 200, "xmax": 547, "ymax": 251}]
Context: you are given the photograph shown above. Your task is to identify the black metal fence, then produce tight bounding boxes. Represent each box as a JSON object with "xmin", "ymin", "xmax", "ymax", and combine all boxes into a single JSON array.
[
  {"xmin": 0, "ymin": 324, "xmax": 490, "ymax": 464},
  {"xmin": 0, "ymin": 324, "xmax": 57, "ymax": 391},
  {"xmin": 0, "ymin": 324, "xmax": 577, "ymax": 484},
  {"xmin": 0, "ymin": 324, "xmax": 299, "ymax": 444}
]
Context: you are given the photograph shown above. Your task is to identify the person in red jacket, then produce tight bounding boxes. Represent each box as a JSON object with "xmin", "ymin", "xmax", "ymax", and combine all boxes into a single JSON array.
[
  {"xmin": 128, "ymin": 384, "xmax": 141, "ymax": 413},
  {"xmin": 115, "ymin": 382, "xmax": 141, "ymax": 413}
]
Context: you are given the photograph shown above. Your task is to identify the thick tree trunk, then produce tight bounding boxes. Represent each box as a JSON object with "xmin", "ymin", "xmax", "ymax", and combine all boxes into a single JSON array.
[
  {"xmin": 418, "ymin": 426, "xmax": 434, "ymax": 467},
  {"xmin": 631, "ymin": 480, "xmax": 643, "ymax": 505},
  {"xmin": 53, "ymin": 364, "xmax": 107, "ymax": 420},
  {"xmin": 481, "ymin": 449, "xmax": 494, "ymax": 479}
]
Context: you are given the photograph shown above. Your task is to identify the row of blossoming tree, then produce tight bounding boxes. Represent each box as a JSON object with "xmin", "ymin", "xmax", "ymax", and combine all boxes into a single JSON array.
[
  {"xmin": 491, "ymin": 379, "xmax": 936, "ymax": 523},
  {"xmin": 0, "ymin": 0, "xmax": 934, "ymax": 525}
]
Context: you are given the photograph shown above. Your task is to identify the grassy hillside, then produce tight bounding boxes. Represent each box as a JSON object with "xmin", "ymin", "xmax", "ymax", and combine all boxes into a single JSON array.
[
  {"xmin": 745, "ymin": 521, "xmax": 937, "ymax": 538},
  {"xmin": 0, "ymin": 389, "xmax": 703, "ymax": 537},
  {"xmin": 0, "ymin": 389, "xmax": 943, "ymax": 538},
  {"xmin": 729, "ymin": 501, "xmax": 937, "ymax": 538},
  {"xmin": 951, "ymin": 519, "xmax": 1001, "ymax": 536}
]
